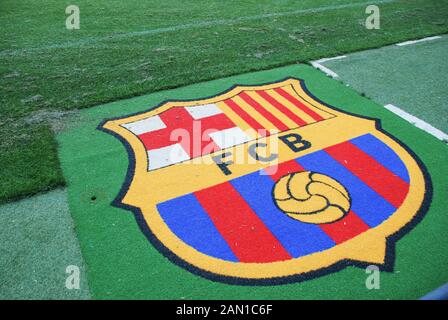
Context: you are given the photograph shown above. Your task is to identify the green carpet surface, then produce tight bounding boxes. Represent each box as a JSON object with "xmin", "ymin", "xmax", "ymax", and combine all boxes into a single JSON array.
[{"xmin": 57, "ymin": 64, "xmax": 448, "ymax": 299}]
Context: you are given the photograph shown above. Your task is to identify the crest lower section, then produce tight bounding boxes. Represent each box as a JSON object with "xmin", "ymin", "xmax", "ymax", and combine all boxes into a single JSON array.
[{"xmin": 157, "ymin": 134, "xmax": 410, "ymax": 265}]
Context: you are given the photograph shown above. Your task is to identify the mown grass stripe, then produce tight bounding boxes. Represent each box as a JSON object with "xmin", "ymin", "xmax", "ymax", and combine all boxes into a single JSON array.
[{"xmin": 0, "ymin": 0, "xmax": 396, "ymax": 56}]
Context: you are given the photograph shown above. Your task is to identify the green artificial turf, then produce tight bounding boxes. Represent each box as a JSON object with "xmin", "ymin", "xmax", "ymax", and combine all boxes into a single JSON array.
[
  {"xmin": 57, "ymin": 64, "xmax": 448, "ymax": 299},
  {"xmin": 1, "ymin": 0, "xmax": 448, "ymax": 202},
  {"xmin": 0, "ymin": 188, "xmax": 90, "ymax": 299},
  {"xmin": 320, "ymin": 35, "xmax": 448, "ymax": 134}
]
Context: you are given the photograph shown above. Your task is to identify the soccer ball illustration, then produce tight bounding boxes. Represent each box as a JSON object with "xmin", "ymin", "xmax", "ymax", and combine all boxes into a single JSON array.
[{"xmin": 273, "ymin": 171, "xmax": 351, "ymax": 224}]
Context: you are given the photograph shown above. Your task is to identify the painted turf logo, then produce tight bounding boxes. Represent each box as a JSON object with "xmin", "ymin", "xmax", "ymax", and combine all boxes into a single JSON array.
[{"xmin": 99, "ymin": 78, "xmax": 429, "ymax": 283}]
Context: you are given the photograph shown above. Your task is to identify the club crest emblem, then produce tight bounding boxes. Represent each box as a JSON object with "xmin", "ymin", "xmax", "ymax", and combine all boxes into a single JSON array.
[{"xmin": 99, "ymin": 78, "xmax": 429, "ymax": 283}]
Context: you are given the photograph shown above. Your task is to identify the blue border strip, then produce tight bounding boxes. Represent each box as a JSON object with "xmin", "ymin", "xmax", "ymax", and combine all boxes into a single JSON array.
[{"xmin": 420, "ymin": 283, "xmax": 448, "ymax": 300}]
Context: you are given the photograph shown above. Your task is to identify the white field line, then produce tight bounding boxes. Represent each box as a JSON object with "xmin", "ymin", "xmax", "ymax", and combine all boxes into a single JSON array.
[
  {"xmin": 0, "ymin": 0, "xmax": 396, "ymax": 56},
  {"xmin": 310, "ymin": 55, "xmax": 347, "ymax": 78},
  {"xmin": 384, "ymin": 104, "xmax": 448, "ymax": 142},
  {"xmin": 314, "ymin": 55, "xmax": 347, "ymax": 64},
  {"xmin": 310, "ymin": 34, "xmax": 445, "ymax": 76},
  {"xmin": 310, "ymin": 61, "xmax": 340, "ymax": 78},
  {"xmin": 396, "ymin": 36, "xmax": 442, "ymax": 46}
]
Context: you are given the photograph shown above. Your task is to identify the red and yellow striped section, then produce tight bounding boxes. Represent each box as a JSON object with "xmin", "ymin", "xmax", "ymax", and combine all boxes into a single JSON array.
[{"xmin": 218, "ymin": 84, "xmax": 333, "ymax": 138}]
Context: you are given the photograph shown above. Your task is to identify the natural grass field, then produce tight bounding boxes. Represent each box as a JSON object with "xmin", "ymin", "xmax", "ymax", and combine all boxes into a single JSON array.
[{"xmin": 1, "ymin": 0, "xmax": 448, "ymax": 203}]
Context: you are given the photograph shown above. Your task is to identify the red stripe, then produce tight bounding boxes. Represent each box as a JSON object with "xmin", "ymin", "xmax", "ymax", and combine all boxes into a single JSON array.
[
  {"xmin": 223, "ymin": 98, "xmax": 269, "ymax": 136},
  {"xmin": 265, "ymin": 159, "xmax": 371, "ymax": 243},
  {"xmin": 325, "ymin": 141, "xmax": 409, "ymax": 208},
  {"xmin": 265, "ymin": 159, "xmax": 304, "ymax": 182},
  {"xmin": 274, "ymin": 88, "xmax": 324, "ymax": 121},
  {"xmin": 239, "ymin": 92, "xmax": 289, "ymax": 131},
  {"xmin": 194, "ymin": 182, "xmax": 292, "ymax": 263},
  {"xmin": 256, "ymin": 90, "xmax": 307, "ymax": 126},
  {"xmin": 319, "ymin": 210, "xmax": 370, "ymax": 244}
]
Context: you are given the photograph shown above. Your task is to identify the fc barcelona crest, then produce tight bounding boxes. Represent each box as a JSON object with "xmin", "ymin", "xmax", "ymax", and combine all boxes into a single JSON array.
[{"xmin": 99, "ymin": 78, "xmax": 429, "ymax": 283}]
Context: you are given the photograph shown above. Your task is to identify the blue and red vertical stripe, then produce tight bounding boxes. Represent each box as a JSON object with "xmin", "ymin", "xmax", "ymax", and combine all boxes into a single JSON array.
[{"xmin": 157, "ymin": 134, "xmax": 410, "ymax": 263}]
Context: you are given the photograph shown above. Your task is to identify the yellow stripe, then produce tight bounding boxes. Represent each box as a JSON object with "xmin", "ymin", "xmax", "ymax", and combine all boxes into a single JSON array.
[
  {"xmin": 216, "ymin": 101, "xmax": 258, "ymax": 139},
  {"xmin": 282, "ymin": 85, "xmax": 333, "ymax": 119},
  {"xmin": 246, "ymin": 91, "xmax": 297, "ymax": 129},
  {"xmin": 267, "ymin": 89, "xmax": 317, "ymax": 124},
  {"xmin": 232, "ymin": 95, "xmax": 279, "ymax": 133}
]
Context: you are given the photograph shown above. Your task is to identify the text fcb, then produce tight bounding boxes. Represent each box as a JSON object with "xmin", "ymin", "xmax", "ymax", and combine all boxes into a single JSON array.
[{"xmin": 99, "ymin": 78, "xmax": 429, "ymax": 283}]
